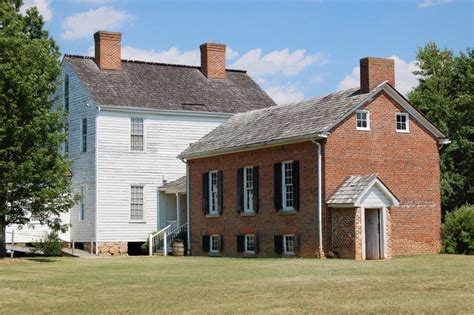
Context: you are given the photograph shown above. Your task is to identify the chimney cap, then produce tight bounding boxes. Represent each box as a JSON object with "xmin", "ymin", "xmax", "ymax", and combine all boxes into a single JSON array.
[{"xmin": 94, "ymin": 30, "xmax": 122, "ymax": 40}]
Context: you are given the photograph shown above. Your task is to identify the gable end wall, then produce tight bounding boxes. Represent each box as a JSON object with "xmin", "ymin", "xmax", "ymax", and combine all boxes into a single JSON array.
[{"xmin": 324, "ymin": 91, "xmax": 441, "ymax": 255}]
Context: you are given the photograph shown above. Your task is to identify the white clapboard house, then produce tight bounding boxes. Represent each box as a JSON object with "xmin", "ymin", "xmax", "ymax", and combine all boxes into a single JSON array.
[{"xmin": 6, "ymin": 31, "xmax": 275, "ymax": 255}]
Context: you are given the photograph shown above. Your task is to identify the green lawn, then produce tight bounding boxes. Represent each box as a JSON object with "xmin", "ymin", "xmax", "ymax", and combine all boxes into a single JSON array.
[{"xmin": 1, "ymin": 255, "xmax": 473, "ymax": 314}]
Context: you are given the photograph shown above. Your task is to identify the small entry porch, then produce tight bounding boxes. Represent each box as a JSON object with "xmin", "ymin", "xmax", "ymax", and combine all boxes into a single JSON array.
[
  {"xmin": 327, "ymin": 174, "xmax": 400, "ymax": 260},
  {"xmin": 153, "ymin": 176, "xmax": 188, "ymax": 255}
]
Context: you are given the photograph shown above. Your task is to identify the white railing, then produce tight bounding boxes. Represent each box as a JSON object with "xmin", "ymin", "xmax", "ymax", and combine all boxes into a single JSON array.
[
  {"xmin": 148, "ymin": 222, "xmax": 188, "ymax": 256},
  {"xmin": 148, "ymin": 223, "xmax": 175, "ymax": 256}
]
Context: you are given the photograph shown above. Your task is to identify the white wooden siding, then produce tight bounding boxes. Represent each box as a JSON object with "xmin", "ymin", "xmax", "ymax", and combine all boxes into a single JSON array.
[
  {"xmin": 96, "ymin": 109, "xmax": 226, "ymax": 242},
  {"xmin": 359, "ymin": 185, "xmax": 391, "ymax": 208}
]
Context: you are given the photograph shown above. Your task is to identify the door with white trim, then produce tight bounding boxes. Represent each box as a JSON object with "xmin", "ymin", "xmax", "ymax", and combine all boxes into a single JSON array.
[{"xmin": 365, "ymin": 208, "xmax": 381, "ymax": 260}]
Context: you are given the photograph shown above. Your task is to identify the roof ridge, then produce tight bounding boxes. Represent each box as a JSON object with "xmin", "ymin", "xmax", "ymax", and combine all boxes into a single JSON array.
[
  {"xmin": 63, "ymin": 54, "xmax": 246, "ymax": 73},
  {"xmin": 231, "ymin": 87, "xmax": 363, "ymax": 120}
]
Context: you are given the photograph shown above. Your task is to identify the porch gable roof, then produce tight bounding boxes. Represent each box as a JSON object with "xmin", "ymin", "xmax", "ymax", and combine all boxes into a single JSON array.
[{"xmin": 327, "ymin": 174, "xmax": 400, "ymax": 208}]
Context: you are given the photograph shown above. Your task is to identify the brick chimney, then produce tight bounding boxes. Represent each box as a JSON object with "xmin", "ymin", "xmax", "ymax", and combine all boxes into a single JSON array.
[
  {"xmin": 94, "ymin": 31, "xmax": 122, "ymax": 70},
  {"xmin": 200, "ymin": 43, "xmax": 226, "ymax": 79},
  {"xmin": 359, "ymin": 57, "xmax": 395, "ymax": 93}
]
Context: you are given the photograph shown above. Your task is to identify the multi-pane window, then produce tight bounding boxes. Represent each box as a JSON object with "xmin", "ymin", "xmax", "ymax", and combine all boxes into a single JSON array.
[
  {"xmin": 243, "ymin": 167, "xmax": 254, "ymax": 213},
  {"xmin": 131, "ymin": 118, "xmax": 144, "ymax": 151},
  {"xmin": 210, "ymin": 235, "xmax": 220, "ymax": 253},
  {"xmin": 130, "ymin": 185, "xmax": 144, "ymax": 221},
  {"xmin": 282, "ymin": 161, "xmax": 294, "ymax": 211},
  {"xmin": 209, "ymin": 171, "xmax": 219, "ymax": 214},
  {"xmin": 81, "ymin": 118, "xmax": 87, "ymax": 152},
  {"xmin": 79, "ymin": 186, "xmax": 85, "ymax": 221},
  {"xmin": 356, "ymin": 110, "xmax": 370, "ymax": 130},
  {"xmin": 245, "ymin": 234, "xmax": 256, "ymax": 254},
  {"xmin": 64, "ymin": 74, "xmax": 69, "ymax": 112},
  {"xmin": 396, "ymin": 113, "xmax": 409, "ymax": 132},
  {"xmin": 283, "ymin": 235, "xmax": 295, "ymax": 254}
]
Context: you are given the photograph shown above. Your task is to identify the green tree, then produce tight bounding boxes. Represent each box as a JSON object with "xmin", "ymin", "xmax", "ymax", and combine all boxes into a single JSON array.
[
  {"xmin": 0, "ymin": 1, "xmax": 76, "ymax": 258},
  {"xmin": 409, "ymin": 43, "xmax": 474, "ymax": 213}
]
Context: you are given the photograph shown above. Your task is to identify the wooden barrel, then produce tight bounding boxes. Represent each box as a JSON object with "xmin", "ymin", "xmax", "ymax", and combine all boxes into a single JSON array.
[{"xmin": 172, "ymin": 240, "xmax": 185, "ymax": 256}]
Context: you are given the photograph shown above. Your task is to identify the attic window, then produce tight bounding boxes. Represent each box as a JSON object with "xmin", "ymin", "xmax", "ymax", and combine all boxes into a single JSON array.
[
  {"xmin": 356, "ymin": 110, "xmax": 370, "ymax": 131},
  {"xmin": 396, "ymin": 113, "xmax": 409, "ymax": 133}
]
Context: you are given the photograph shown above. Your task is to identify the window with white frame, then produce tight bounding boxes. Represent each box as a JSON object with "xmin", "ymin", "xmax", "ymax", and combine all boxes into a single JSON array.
[
  {"xmin": 131, "ymin": 118, "xmax": 144, "ymax": 151},
  {"xmin": 283, "ymin": 234, "xmax": 295, "ymax": 254},
  {"xmin": 396, "ymin": 112, "xmax": 409, "ymax": 132},
  {"xmin": 356, "ymin": 110, "xmax": 370, "ymax": 130},
  {"xmin": 81, "ymin": 118, "xmax": 87, "ymax": 152},
  {"xmin": 210, "ymin": 235, "xmax": 220, "ymax": 253},
  {"xmin": 282, "ymin": 161, "xmax": 294, "ymax": 211},
  {"xmin": 243, "ymin": 167, "xmax": 254, "ymax": 213},
  {"xmin": 79, "ymin": 186, "xmax": 85, "ymax": 221},
  {"xmin": 209, "ymin": 171, "xmax": 219, "ymax": 214},
  {"xmin": 130, "ymin": 185, "xmax": 144, "ymax": 221},
  {"xmin": 245, "ymin": 234, "xmax": 256, "ymax": 254}
]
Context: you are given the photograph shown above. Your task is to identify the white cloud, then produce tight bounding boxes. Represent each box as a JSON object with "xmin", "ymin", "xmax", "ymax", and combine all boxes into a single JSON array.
[
  {"xmin": 61, "ymin": 6, "xmax": 132, "ymax": 40},
  {"xmin": 20, "ymin": 0, "xmax": 53, "ymax": 22},
  {"xmin": 337, "ymin": 56, "xmax": 420, "ymax": 95},
  {"xmin": 231, "ymin": 48, "xmax": 325, "ymax": 76},
  {"xmin": 418, "ymin": 0, "xmax": 453, "ymax": 8},
  {"xmin": 265, "ymin": 85, "xmax": 305, "ymax": 105}
]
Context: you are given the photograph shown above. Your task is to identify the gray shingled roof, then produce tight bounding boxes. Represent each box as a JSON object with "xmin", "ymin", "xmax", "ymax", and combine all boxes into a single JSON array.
[
  {"xmin": 64, "ymin": 55, "xmax": 276, "ymax": 113},
  {"xmin": 179, "ymin": 87, "xmax": 369, "ymax": 158},
  {"xmin": 159, "ymin": 176, "xmax": 186, "ymax": 190},
  {"xmin": 327, "ymin": 174, "xmax": 379, "ymax": 205}
]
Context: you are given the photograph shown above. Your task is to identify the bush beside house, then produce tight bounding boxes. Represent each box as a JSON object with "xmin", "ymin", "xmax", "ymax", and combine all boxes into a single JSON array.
[{"xmin": 441, "ymin": 205, "xmax": 474, "ymax": 255}]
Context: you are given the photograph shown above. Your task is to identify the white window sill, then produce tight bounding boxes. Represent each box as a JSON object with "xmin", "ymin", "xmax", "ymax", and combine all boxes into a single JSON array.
[
  {"xmin": 278, "ymin": 210, "xmax": 297, "ymax": 215},
  {"xmin": 205, "ymin": 213, "xmax": 221, "ymax": 218},
  {"xmin": 356, "ymin": 128, "xmax": 371, "ymax": 131},
  {"xmin": 129, "ymin": 220, "xmax": 147, "ymax": 224},
  {"xmin": 240, "ymin": 211, "xmax": 256, "ymax": 217},
  {"xmin": 396, "ymin": 130, "xmax": 410, "ymax": 133}
]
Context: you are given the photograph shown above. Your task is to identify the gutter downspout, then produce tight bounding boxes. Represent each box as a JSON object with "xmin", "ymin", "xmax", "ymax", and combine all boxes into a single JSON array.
[
  {"xmin": 180, "ymin": 158, "xmax": 191, "ymax": 256},
  {"xmin": 311, "ymin": 139, "xmax": 324, "ymax": 258}
]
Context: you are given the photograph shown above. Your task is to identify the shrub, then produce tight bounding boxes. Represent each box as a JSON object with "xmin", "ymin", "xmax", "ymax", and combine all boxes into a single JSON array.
[
  {"xmin": 441, "ymin": 205, "xmax": 474, "ymax": 255},
  {"xmin": 33, "ymin": 232, "xmax": 64, "ymax": 256}
]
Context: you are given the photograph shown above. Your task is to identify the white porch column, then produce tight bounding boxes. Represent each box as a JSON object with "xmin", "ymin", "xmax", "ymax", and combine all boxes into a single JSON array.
[{"xmin": 176, "ymin": 192, "xmax": 181, "ymax": 226}]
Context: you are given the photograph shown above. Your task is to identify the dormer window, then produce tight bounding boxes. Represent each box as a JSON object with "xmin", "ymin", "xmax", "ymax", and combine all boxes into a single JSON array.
[
  {"xmin": 396, "ymin": 113, "xmax": 409, "ymax": 133},
  {"xmin": 356, "ymin": 110, "xmax": 370, "ymax": 131}
]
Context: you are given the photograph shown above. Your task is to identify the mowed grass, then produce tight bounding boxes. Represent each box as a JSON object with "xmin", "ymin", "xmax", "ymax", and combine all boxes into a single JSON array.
[{"xmin": 0, "ymin": 255, "xmax": 473, "ymax": 314}]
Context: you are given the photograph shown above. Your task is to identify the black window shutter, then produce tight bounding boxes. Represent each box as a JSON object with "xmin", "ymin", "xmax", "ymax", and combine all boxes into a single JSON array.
[
  {"xmin": 253, "ymin": 166, "xmax": 259, "ymax": 212},
  {"xmin": 255, "ymin": 235, "xmax": 260, "ymax": 253},
  {"xmin": 218, "ymin": 171, "xmax": 224, "ymax": 214},
  {"xmin": 295, "ymin": 235, "xmax": 300, "ymax": 254},
  {"xmin": 274, "ymin": 235, "xmax": 283, "ymax": 254},
  {"xmin": 236, "ymin": 235, "xmax": 245, "ymax": 252},
  {"xmin": 236, "ymin": 168, "xmax": 244, "ymax": 213},
  {"xmin": 202, "ymin": 172, "xmax": 209, "ymax": 214},
  {"xmin": 219, "ymin": 235, "xmax": 224, "ymax": 251},
  {"xmin": 202, "ymin": 235, "xmax": 210, "ymax": 252},
  {"xmin": 274, "ymin": 162, "xmax": 282, "ymax": 211},
  {"xmin": 293, "ymin": 161, "xmax": 300, "ymax": 210}
]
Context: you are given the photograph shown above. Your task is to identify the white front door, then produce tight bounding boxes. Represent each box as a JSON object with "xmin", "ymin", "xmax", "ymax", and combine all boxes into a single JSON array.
[{"xmin": 365, "ymin": 208, "xmax": 381, "ymax": 260}]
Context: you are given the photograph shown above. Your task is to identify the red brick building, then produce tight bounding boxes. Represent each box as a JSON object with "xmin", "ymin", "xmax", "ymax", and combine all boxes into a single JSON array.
[{"xmin": 178, "ymin": 57, "xmax": 449, "ymax": 259}]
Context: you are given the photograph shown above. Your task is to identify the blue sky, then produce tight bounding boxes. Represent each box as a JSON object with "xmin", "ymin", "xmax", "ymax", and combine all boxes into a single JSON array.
[{"xmin": 21, "ymin": 0, "xmax": 473, "ymax": 104}]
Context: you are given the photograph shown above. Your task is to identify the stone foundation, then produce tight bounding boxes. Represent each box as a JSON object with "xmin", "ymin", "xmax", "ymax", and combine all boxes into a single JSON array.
[{"xmin": 98, "ymin": 242, "xmax": 128, "ymax": 256}]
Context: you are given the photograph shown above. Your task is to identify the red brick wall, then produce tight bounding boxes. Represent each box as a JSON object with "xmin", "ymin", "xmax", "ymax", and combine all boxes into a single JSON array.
[
  {"xmin": 200, "ymin": 43, "xmax": 226, "ymax": 79},
  {"xmin": 188, "ymin": 142, "xmax": 321, "ymax": 257},
  {"xmin": 324, "ymin": 91, "xmax": 442, "ymax": 255},
  {"xmin": 94, "ymin": 31, "xmax": 121, "ymax": 70}
]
